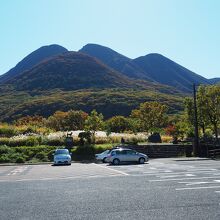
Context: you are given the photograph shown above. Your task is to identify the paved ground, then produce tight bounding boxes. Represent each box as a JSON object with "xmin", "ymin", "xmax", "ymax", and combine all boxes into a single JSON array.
[{"xmin": 0, "ymin": 158, "xmax": 220, "ymax": 219}]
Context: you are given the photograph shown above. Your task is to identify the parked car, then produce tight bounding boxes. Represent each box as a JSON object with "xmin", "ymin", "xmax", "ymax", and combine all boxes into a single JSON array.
[
  {"xmin": 106, "ymin": 148, "xmax": 148, "ymax": 165},
  {"xmin": 53, "ymin": 149, "xmax": 72, "ymax": 165},
  {"xmin": 95, "ymin": 146, "xmax": 124, "ymax": 163},
  {"xmin": 95, "ymin": 150, "xmax": 111, "ymax": 163}
]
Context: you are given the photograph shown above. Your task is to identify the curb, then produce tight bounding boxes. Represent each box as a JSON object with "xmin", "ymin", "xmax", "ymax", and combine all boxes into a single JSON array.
[
  {"xmin": 0, "ymin": 160, "xmax": 97, "ymax": 166},
  {"xmin": 0, "ymin": 162, "xmax": 53, "ymax": 166}
]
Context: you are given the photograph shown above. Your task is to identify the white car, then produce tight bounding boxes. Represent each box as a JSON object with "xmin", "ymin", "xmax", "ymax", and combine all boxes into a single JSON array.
[
  {"xmin": 53, "ymin": 149, "xmax": 72, "ymax": 165},
  {"xmin": 95, "ymin": 150, "xmax": 111, "ymax": 163},
  {"xmin": 106, "ymin": 148, "xmax": 148, "ymax": 165}
]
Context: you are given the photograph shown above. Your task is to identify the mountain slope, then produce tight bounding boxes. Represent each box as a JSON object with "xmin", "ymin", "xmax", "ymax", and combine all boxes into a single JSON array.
[
  {"xmin": 0, "ymin": 88, "xmax": 184, "ymax": 122},
  {"xmin": 133, "ymin": 53, "xmax": 210, "ymax": 92},
  {"xmin": 79, "ymin": 44, "xmax": 151, "ymax": 80},
  {"xmin": 209, "ymin": 77, "xmax": 220, "ymax": 84},
  {"xmin": 80, "ymin": 44, "xmax": 210, "ymax": 92},
  {"xmin": 4, "ymin": 51, "xmax": 143, "ymax": 91},
  {"xmin": 0, "ymin": 44, "xmax": 68, "ymax": 83}
]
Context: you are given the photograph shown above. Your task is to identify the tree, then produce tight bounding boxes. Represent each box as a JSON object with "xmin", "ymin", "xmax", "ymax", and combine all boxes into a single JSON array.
[
  {"xmin": 46, "ymin": 110, "xmax": 88, "ymax": 131},
  {"xmin": 184, "ymin": 85, "xmax": 220, "ymax": 141},
  {"xmin": 46, "ymin": 111, "xmax": 69, "ymax": 131},
  {"xmin": 200, "ymin": 85, "xmax": 220, "ymax": 141},
  {"xmin": 131, "ymin": 101, "xmax": 168, "ymax": 133},
  {"xmin": 106, "ymin": 116, "xmax": 129, "ymax": 133},
  {"xmin": 85, "ymin": 110, "xmax": 104, "ymax": 143},
  {"xmin": 15, "ymin": 115, "xmax": 45, "ymax": 127},
  {"xmin": 66, "ymin": 110, "xmax": 88, "ymax": 130}
]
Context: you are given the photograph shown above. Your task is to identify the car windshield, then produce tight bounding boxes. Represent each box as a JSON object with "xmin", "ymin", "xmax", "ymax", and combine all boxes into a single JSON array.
[{"xmin": 55, "ymin": 149, "xmax": 69, "ymax": 155}]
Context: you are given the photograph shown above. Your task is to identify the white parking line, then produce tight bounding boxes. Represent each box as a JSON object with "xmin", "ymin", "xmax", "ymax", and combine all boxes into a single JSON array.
[
  {"xmin": 176, "ymin": 185, "xmax": 220, "ymax": 191},
  {"xmin": 164, "ymin": 170, "xmax": 172, "ymax": 173},
  {"xmin": 149, "ymin": 176, "xmax": 220, "ymax": 182},
  {"xmin": 7, "ymin": 167, "xmax": 28, "ymax": 176},
  {"xmin": 142, "ymin": 170, "xmax": 220, "ymax": 176},
  {"xmin": 157, "ymin": 174, "xmax": 195, "ymax": 178},
  {"xmin": 0, "ymin": 174, "xmax": 123, "ymax": 183},
  {"xmin": 179, "ymin": 180, "xmax": 220, "ymax": 186},
  {"xmin": 179, "ymin": 181, "xmax": 211, "ymax": 186},
  {"xmin": 186, "ymin": 168, "xmax": 218, "ymax": 171},
  {"xmin": 92, "ymin": 163, "xmax": 129, "ymax": 176}
]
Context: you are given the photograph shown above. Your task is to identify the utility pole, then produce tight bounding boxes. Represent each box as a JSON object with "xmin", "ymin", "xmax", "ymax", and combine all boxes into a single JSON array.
[{"xmin": 193, "ymin": 83, "xmax": 200, "ymax": 156}]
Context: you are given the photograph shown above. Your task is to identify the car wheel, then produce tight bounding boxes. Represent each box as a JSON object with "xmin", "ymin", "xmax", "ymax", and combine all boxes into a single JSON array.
[
  {"xmin": 102, "ymin": 157, "xmax": 107, "ymax": 163},
  {"xmin": 113, "ymin": 158, "xmax": 120, "ymax": 165},
  {"xmin": 139, "ymin": 157, "xmax": 145, "ymax": 164}
]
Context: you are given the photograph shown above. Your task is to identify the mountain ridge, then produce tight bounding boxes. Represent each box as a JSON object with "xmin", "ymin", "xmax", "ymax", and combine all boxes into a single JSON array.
[
  {"xmin": 80, "ymin": 44, "xmax": 212, "ymax": 92},
  {"xmin": 79, "ymin": 43, "xmax": 153, "ymax": 81},
  {"xmin": 133, "ymin": 53, "xmax": 209, "ymax": 91},
  {"xmin": 0, "ymin": 44, "xmax": 68, "ymax": 83},
  {"xmin": 4, "ymin": 51, "xmax": 138, "ymax": 91}
]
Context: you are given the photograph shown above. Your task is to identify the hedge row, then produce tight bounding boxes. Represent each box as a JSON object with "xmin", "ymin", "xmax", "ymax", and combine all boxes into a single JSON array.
[{"xmin": 0, "ymin": 145, "xmax": 109, "ymax": 163}]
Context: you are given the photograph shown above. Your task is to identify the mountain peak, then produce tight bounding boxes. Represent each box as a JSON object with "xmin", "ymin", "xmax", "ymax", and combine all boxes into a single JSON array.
[
  {"xmin": 0, "ymin": 44, "xmax": 68, "ymax": 83},
  {"xmin": 79, "ymin": 43, "xmax": 151, "ymax": 80},
  {"xmin": 133, "ymin": 53, "xmax": 209, "ymax": 91},
  {"xmin": 80, "ymin": 43, "xmax": 131, "ymax": 60}
]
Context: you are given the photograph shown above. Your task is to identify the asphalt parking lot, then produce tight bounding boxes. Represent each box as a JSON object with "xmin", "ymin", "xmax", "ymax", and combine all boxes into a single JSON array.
[{"xmin": 0, "ymin": 158, "xmax": 220, "ymax": 220}]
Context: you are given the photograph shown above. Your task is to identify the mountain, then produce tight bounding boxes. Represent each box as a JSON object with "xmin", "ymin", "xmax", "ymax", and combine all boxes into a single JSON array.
[
  {"xmin": 209, "ymin": 77, "xmax": 220, "ymax": 84},
  {"xmin": 0, "ymin": 44, "xmax": 68, "ymax": 83},
  {"xmin": 0, "ymin": 47, "xmax": 185, "ymax": 121},
  {"xmin": 80, "ymin": 44, "xmax": 210, "ymax": 92},
  {"xmin": 79, "ymin": 44, "xmax": 152, "ymax": 80},
  {"xmin": 133, "ymin": 53, "xmax": 210, "ymax": 92},
  {"xmin": 3, "ymin": 51, "xmax": 145, "ymax": 91}
]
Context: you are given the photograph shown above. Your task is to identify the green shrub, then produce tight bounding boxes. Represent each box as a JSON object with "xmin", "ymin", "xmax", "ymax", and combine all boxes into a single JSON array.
[
  {"xmin": 72, "ymin": 145, "xmax": 95, "ymax": 161},
  {"xmin": 25, "ymin": 136, "xmax": 40, "ymax": 146},
  {"xmin": 47, "ymin": 150, "xmax": 55, "ymax": 161},
  {"xmin": 42, "ymin": 137, "xmax": 65, "ymax": 146},
  {"xmin": 9, "ymin": 153, "xmax": 26, "ymax": 163},
  {"xmin": 16, "ymin": 157, "xmax": 25, "ymax": 163},
  {"xmin": 94, "ymin": 143, "xmax": 113, "ymax": 152},
  {"xmin": 0, "ymin": 145, "xmax": 12, "ymax": 154},
  {"xmin": 0, "ymin": 125, "xmax": 17, "ymax": 137},
  {"xmin": 0, "ymin": 154, "xmax": 11, "ymax": 163},
  {"xmin": 8, "ymin": 139, "xmax": 27, "ymax": 147},
  {"xmin": 35, "ymin": 152, "xmax": 49, "ymax": 162},
  {"xmin": 0, "ymin": 138, "xmax": 10, "ymax": 146},
  {"xmin": 14, "ymin": 147, "xmax": 34, "ymax": 160},
  {"xmin": 94, "ymin": 146, "xmax": 109, "ymax": 154},
  {"xmin": 0, "ymin": 145, "xmax": 57, "ymax": 163}
]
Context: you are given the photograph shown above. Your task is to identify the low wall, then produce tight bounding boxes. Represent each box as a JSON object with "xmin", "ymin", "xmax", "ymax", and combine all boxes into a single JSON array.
[{"xmin": 124, "ymin": 144, "xmax": 193, "ymax": 158}]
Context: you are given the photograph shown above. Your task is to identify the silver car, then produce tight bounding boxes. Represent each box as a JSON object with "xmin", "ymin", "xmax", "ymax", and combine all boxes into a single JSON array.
[
  {"xmin": 95, "ymin": 150, "xmax": 111, "ymax": 163},
  {"xmin": 106, "ymin": 148, "xmax": 148, "ymax": 165},
  {"xmin": 95, "ymin": 147, "xmax": 122, "ymax": 163},
  {"xmin": 53, "ymin": 149, "xmax": 72, "ymax": 165}
]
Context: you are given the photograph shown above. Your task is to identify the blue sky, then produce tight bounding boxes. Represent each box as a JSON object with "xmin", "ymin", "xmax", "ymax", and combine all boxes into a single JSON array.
[{"xmin": 0, "ymin": 0, "xmax": 219, "ymax": 78}]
